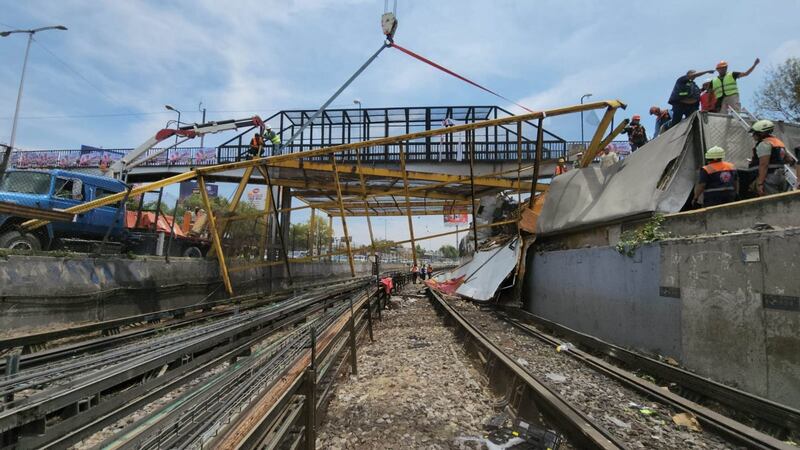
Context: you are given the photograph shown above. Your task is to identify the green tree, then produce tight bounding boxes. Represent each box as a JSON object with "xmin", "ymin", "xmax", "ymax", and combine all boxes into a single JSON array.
[
  {"xmin": 415, "ymin": 244, "xmax": 426, "ymax": 256},
  {"xmin": 439, "ymin": 244, "xmax": 458, "ymax": 259},
  {"xmin": 289, "ymin": 215, "xmax": 333, "ymax": 253},
  {"xmin": 754, "ymin": 57, "xmax": 800, "ymax": 122}
]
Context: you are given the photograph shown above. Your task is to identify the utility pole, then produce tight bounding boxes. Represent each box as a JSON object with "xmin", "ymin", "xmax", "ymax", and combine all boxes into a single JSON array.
[{"xmin": 0, "ymin": 25, "xmax": 68, "ymax": 177}]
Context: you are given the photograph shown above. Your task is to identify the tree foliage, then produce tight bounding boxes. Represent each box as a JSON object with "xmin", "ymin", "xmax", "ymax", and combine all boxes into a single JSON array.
[
  {"xmin": 754, "ymin": 57, "xmax": 800, "ymax": 122},
  {"xmin": 289, "ymin": 215, "xmax": 333, "ymax": 252},
  {"xmin": 439, "ymin": 244, "xmax": 458, "ymax": 259}
]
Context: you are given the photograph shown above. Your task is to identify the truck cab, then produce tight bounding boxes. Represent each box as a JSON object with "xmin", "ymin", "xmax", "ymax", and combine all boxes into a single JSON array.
[{"xmin": 0, "ymin": 169, "xmax": 127, "ymax": 250}]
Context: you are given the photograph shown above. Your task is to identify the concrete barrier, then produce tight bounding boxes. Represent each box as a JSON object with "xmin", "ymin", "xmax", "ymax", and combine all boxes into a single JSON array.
[
  {"xmin": 0, "ymin": 254, "xmax": 393, "ymax": 333},
  {"xmin": 524, "ymin": 227, "xmax": 800, "ymax": 408}
]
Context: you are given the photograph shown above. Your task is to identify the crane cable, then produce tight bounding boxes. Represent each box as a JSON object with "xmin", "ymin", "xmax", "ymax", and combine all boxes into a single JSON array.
[{"xmin": 388, "ymin": 41, "xmax": 535, "ymax": 114}]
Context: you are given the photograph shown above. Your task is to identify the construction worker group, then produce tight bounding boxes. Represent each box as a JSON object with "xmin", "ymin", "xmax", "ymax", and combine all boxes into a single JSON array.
[
  {"xmin": 622, "ymin": 58, "xmax": 761, "ymax": 150},
  {"xmin": 692, "ymin": 119, "xmax": 794, "ymax": 207},
  {"xmin": 249, "ymin": 125, "xmax": 282, "ymax": 158}
]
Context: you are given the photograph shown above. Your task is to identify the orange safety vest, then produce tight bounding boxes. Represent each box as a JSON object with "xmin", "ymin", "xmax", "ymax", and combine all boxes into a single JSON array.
[
  {"xmin": 749, "ymin": 136, "xmax": 786, "ymax": 171},
  {"xmin": 554, "ymin": 165, "xmax": 567, "ymax": 175},
  {"xmin": 701, "ymin": 161, "xmax": 737, "ymax": 192}
]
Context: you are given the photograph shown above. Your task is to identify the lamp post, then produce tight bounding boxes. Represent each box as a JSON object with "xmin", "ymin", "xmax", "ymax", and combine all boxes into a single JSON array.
[
  {"xmin": 0, "ymin": 25, "xmax": 68, "ymax": 176},
  {"xmin": 580, "ymin": 93, "xmax": 592, "ymax": 146},
  {"xmin": 165, "ymin": 105, "xmax": 182, "ymax": 148},
  {"xmin": 198, "ymin": 102, "xmax": 207, "ymax": 147},
  {"xmin": 353, "ymin": 99, "xmax": 362, "ymax": 142}
]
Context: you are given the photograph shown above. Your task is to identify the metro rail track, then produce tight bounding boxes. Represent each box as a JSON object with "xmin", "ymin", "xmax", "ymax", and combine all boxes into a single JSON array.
[
  {"xmin": 0, "ymin": 275, "xmax": 389, "ymax": 449},
  {"xmin": 427, "ymin": 289, "xmax": 794, "ymax": 450},
  {"xmin": 496, "ymin": 306, "xmax": 800, "ymax": 442}
]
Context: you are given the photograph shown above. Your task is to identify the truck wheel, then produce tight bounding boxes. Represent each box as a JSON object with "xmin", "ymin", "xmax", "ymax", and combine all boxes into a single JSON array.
[
  {"xmin": 0, "ymin": 231, "xmax": 42, "ymax": 251},
  {"xmin": 182, "ymin": 246, "xmax": 203, "ymax": 258}
]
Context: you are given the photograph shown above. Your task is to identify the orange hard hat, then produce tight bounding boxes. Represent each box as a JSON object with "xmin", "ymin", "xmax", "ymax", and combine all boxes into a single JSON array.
[
  {"xmin": 632, "ymin": 115, "xmax": 641, "ymax": 121},
  {"xmin": 716, "ymin": 60, "xmax": 728, "ymax": 69},
  {"xmin": 649, "ymin": 106, "xmax": 659, "ymax": 114}
]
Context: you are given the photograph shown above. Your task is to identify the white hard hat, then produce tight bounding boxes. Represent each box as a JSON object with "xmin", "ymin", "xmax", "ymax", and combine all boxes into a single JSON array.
[{"xmin": 266, "ymin": 124, "xmax": 272, "ymax": 129}]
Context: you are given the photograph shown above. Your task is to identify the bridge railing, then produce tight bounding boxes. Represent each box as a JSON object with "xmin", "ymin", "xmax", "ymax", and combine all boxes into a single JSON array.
[{"xmin": 7, "ymin": 141, "xmax": 629, "ymax": 170}]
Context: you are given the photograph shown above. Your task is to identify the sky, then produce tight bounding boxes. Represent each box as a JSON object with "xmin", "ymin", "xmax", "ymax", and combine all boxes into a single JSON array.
[{"xmin": 2, "ymin": 0, "xmax": 800, "ymax": 250}]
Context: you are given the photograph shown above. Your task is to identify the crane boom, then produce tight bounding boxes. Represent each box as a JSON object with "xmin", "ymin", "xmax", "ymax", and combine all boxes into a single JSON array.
[{"xmin": 109, "ymin": 116, "xmax": 265, "ymax": 179}]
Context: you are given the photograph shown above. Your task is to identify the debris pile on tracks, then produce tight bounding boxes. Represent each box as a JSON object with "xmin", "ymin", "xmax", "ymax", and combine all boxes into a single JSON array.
[{"xmin": 316, "ymin": 290, "xmax": 500, "ymax": 449}]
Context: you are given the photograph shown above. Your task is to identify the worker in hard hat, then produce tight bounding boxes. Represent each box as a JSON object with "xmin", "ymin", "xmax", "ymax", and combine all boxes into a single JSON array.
[
  {"xmin": 649, "ymin": 106, "xmax": 672, "ymax": 138},
  {"xmin": 248, "ymin": 132, "xmax": 265, "ymax": 158},
  {"xmin": 554, "ymin": 158, "xmax": 569, "ymax": 176},
  {"xmin": 668, "ymin": 69, "xmax": 715, "ymax": 128},
  {"xmin": 622, "ymin": 115, "xmax": 647, "ymax": 152},
  {"xmin": 693, "ymin": 146, "xmax": 738, "ymax": 207},
  {"xmin": 747, "ymin": 119, "xmax": 795, "ymax": 196},
  {"xmin": 263, "ymin": 125, "xmax": 281, "ymax": 156},
  {"xmin": 699, "ymin": 77, "xmax": 717, "ymax": 112},
  {"xmin": 713, "ymin": 58, "xmax": 760, "ymax": 113}
]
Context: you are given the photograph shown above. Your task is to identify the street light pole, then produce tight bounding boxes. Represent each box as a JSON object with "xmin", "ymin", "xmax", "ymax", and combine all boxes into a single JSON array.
[
  {"xmin": 580, "ymin": 93, "xmax": 592, "ymax": 146},
  {"xmin": 353, "ymin": 99, "xmax": 362, "ymax": 142},
  {"xmin": 0, "ymin": 25, "xmax": 68, "ymax": 176},
  {"xmin": 165, "ymin": 105, "xmax": 182, "ymax": 148},
  {"xmin": 198, "ymin": 102, "xmax": 207, "ymax": 147}
]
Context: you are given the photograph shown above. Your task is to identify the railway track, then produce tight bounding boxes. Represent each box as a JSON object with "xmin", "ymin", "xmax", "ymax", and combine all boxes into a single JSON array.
[
  {"xmin": 98, "ymin": 274, "xmax": 407, "ymax": 450},
  {"xmin": 427, "ymin": 289, "xmax": 793, "ymax": 450},
  {"xmin": 496, "ymin": 306, "xmax": 800, "ymax": 442},
  {"xmin": 0, "ymin": 275, "xmax": 390, "ymax": 449}
]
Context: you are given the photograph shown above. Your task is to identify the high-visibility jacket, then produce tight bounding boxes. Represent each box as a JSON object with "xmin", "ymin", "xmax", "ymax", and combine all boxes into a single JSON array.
[
  {"xmin": 554, "ymin": 165, "xmax": 567, "ymax": 175},
  {"xmin": 701, "ymin": 161, "xmax": 737, "ymax": 193},
  {"xmin": 749, "ymin": 136, "xmax": 787, "ymax": 171},
  {"xmin": 712, "ymin": 73, "xmax": 738, "ymax": 98},
  {"xmin": 264, "ymin": 131, "xmax": 281, "ymax": 145}
]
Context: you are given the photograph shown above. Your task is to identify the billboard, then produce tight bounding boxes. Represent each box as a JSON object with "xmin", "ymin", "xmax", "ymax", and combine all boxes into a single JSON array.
[
  {"xmin": 178, "ymin": 181, "xmax": 218, "ymax": 201},
  {"xmin": 443, "ymin": 207, "xmax": 469, "ymax": 227},
  {"xmin": 245, "ymin": 186, "xmax": 265, "ymax": 210}
]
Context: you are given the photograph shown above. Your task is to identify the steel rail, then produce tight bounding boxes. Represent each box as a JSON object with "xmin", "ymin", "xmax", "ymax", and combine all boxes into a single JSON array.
[
  {"xmin": 0, "ymin": 275, "xmax": 371, "ymax": 352},
  {"xmin": 34, "ymin": 296, "xmax": 335, "ymax": 450},
  {"xmin": 495, "ymin": 309, "xmax": 794, "ymax": 450},
  {"xmin": 500, "ymin": 307, "xmax": 800, "ymax": 435},
  {"xmin": 103, "ymin": 286, "xmax": 378, "ymax": 450},
  {"xmin": 426, "ymin": 289, "xmax": 625, "ymax": 449},
  {"xmin": 0, "ymin": 279, "xmax": 373, "ymax": 446}
]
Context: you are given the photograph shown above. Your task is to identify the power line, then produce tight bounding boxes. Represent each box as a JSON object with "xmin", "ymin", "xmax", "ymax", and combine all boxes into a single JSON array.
[{"xmin": 31, "ymin": 36, "xmax": 124, "ymax": 107}]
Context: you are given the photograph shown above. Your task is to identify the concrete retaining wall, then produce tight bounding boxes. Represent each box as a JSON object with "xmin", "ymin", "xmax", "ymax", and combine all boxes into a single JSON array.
[
  {"xmin": 525, "ymin": 228, "xmax": 800, "ymax": 408},
  {"xmin": 0, "ymin": 254, "xmax": 383, "ymax": 333}
]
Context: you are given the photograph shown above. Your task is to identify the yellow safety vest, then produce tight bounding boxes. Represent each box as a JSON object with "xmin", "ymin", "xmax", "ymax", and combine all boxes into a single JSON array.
[{"xmin": 712, "ymin": 73, "xmax": 738, "ymax": 98}]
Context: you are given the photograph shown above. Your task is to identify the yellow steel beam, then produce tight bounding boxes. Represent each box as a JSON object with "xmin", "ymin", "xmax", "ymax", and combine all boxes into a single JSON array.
[
  {"xmin": 581, "ymin": 118, "xmax": 630, "ymax": 168},
  {"xmin": 198, "ymin": 176, "xmax": 233, "ymax": 296},
  {"xmin": 266, "ymin": 159, "xmax": 532, "ymax": 191},
  {"xmin": 0, "ymin": 201, "xmax": 75, "ymax": 222},
  {"xmin": 330, "ymin": 154, "xmax": 355, "ymax": 277},
  {"xmin": 271, "ymin": 176, "xmax": 471, "ymax": 201},
  {"xmin": 257, "ymin": 181, "xmax": 272, "ymax": 262},
  {"xmin": 354, "ymin": 148, "xmax": 376, "ymax": 258},
  {"xmin": 227, "ymin": 218, "xmax": 519, "ymax": 273},
  {"xmin": 208, "ymin": 165, "xmax": 255, "ymax": 259},
  {"xmin": 399, "ymin": 144, "xmax": 418, "ymax": 266},
  {"xmin": 255, "ymin": 165, "xmax": 293, "ymax": 282},
  {"xmin": 582, "ymin": 106, "xmax": 618, "ymax": 167}
]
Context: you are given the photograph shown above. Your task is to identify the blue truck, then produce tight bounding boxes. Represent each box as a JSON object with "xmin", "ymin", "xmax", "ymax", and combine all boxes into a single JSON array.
[{"xmin": 0, "ymin": 169, "xmax": 209, "ymax": 256}]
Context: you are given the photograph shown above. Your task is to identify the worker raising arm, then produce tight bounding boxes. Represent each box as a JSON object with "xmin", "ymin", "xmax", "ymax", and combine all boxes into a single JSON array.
[{"xmin": 713, "ymin": 58, "xmax": 759, "ymax": 113}]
